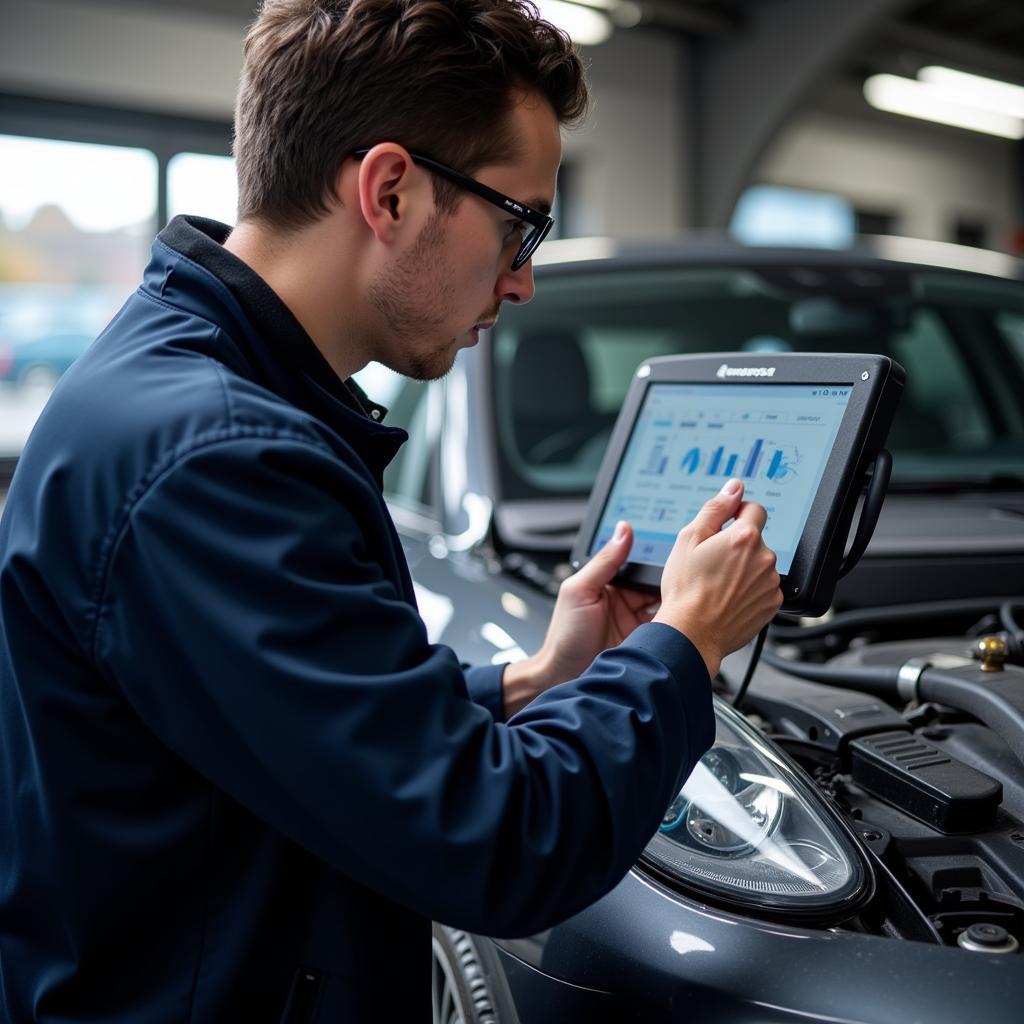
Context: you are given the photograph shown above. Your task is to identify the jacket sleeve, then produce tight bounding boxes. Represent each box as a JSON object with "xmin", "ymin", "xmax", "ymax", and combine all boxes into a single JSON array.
[
  {"xmin": 463, "ymin": 664, "xmax": 506, "ymax": 721},
  {"xmin": 93, "ymin": 433, "xmax": 715, "ymax": 938}
]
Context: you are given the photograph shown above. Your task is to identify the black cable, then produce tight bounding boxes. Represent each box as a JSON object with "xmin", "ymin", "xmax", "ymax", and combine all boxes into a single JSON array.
[
  {"xmin": 1000, "ymin": 602, "xmax": 1024, "ymax": 639},
  {"xmin": 767, "ymin": 596, "xmax": 1024, "ymax": 642},
  {"xmin": 998, "ymin": 602, "xmax": 1024, "ymax": 664},
  {"xmin": 732, "ymin": 623, "xmax": 769, "ymax": 711}
]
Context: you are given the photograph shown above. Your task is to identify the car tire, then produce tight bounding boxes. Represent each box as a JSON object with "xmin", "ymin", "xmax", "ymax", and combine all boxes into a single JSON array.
[
  {"xmin": 431, "ymin": 923, "xmax": 514, "ymax": 1024},
  {"xmin": 18, "ymin": 363, "xmax": 59, "ymax": 391}
]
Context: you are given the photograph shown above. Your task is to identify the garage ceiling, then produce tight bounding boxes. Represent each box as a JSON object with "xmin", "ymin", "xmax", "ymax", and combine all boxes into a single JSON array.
[{"xmin": 91, "ymin": 0, "xmax": 1024, "ymax": 84}]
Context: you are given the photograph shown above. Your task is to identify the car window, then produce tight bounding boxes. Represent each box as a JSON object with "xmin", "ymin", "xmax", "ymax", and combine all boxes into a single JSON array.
[
  {"xmin": 492, "ymin": 265, "xmax": 1024, "ymax": 499},
  {"xmin": 889, "ymin": 308, "xmax": 989, "ymax": 453},
  {"xmin": 996, "ymin": 310, "xmax": 1024, "ymax": 372}
]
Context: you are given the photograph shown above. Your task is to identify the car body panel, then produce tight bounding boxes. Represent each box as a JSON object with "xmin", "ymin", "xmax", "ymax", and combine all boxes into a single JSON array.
[{"xmin": 366, "ymin": 237, "xmax": 1024, "ymax": 1023}]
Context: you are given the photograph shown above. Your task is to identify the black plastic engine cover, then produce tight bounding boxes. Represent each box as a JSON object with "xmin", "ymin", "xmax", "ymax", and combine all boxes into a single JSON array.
[{"xmin": 849, "ymin": 731, "xmax": 1002, "ymax": 834}]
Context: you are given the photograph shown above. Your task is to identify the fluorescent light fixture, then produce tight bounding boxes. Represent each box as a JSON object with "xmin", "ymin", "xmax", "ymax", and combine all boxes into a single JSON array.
[
  {"xmin": 864, "ymin": 73, "xmax": 1024, "ymax": 139},
  {"xmin": 572, "ymin": 0, "xmax": 643, "ymax": 26},
  {"xmin": 918, "ymin": 66, "xmax": 1024, "ymax": 120},
  {"xmin": 535, "ymin": 0, "xmax": 613, "ymax": 46}
]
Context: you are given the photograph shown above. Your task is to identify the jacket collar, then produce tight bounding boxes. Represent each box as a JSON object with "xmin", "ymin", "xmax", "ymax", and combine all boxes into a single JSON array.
[{"xmin": 148, "ymin": 216, "xmax": 406, "ymax": 484}]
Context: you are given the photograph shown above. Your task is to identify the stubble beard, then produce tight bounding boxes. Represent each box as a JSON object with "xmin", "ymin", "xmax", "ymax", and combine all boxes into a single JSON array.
[{"xmin": 368, "ymin": 210, "xmax": 462, "ymax": 382}]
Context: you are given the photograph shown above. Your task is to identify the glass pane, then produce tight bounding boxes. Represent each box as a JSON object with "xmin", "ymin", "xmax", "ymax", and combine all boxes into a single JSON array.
[
  {"xmin": 995, "ymin": 310, "xmax": 1024, "ymax": 372},
  {"xmin": 492, "ymin": 267, "xmax": 1024, "ymax": 498},
  {"xmin": 889, "ymin": 309, "xmax": 989, "ymax": 452},
  {"xmin": 168, "ymin": 153, "xmax": 237, "ymax": 226},
  {"xmin": 0, "ymin": 134, "xmax": 157, "ymax": 457}
]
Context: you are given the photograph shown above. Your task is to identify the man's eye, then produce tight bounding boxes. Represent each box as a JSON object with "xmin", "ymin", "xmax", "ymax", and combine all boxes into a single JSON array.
[{"xmin": 506, "ymin": 219, "xmax": 529, "ymax": 241}]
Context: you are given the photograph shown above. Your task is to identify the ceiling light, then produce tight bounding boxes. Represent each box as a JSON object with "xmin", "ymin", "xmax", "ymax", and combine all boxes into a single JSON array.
[
  {"xmin": 569, "ymin": 0, "xmax": 643, "ymax": 27},
  {"xmin": 918, "ymin": 66, "xmax": 1024, "ymax": 120},
  {"xmin": 863, "ymin": 73, "xmax": 1024, "ymax": 140},
  {"xmin": 535, "ymin": 0, "xmax": 614, "ymax": 46}
]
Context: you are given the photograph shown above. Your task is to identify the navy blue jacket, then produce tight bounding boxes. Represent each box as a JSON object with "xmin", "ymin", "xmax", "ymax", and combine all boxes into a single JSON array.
[{"xmin": 0, "ymin": 216, "xmax": 714, "ymax": 1022}]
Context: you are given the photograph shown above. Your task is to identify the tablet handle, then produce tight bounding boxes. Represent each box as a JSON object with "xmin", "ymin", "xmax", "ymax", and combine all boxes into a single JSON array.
[{"xmin": 838, "ymin": 448, "xmax": 892, "ymax": 579}]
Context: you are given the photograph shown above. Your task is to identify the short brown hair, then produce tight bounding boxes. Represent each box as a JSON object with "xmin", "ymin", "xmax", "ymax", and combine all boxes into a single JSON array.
[{"xmin": 234, "ymin": 0, "xmax": 589, "ymax": 228}]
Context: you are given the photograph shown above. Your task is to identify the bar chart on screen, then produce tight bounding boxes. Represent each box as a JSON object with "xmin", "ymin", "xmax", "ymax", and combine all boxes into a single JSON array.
[
  {"xmin": 664, "ymin": 440, "xmax": 802, "ymax": 482},
  {"xmin": 591, "ymin": 382, "xmax": 849, "ymax": 573}
]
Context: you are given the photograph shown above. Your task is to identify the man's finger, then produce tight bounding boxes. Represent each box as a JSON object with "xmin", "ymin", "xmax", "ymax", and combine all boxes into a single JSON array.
[
  {"xmin": 686, "ymin": 478, "xmax": 744, "ymax": 542},
  {"xmin": 575, "ymin": 520, "xmax": 633, "ymax": 590},
  {"xmin": 735, "ymin": 500, "xmax": 768, "ymax": 533}
]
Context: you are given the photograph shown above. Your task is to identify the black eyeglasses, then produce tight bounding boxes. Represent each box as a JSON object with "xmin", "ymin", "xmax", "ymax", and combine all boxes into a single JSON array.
[{"xmin": 352, "ymin": 148, "xmax": 553, "ymax": 271}]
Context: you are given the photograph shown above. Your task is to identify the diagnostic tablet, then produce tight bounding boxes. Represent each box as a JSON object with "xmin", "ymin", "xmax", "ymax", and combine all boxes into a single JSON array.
[{"xmin": 570, "ymin": 353, "xmax": 904, "ymax": 617}]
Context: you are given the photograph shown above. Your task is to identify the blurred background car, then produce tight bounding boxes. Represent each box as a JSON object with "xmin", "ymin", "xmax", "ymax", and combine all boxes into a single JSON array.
[
  {"xmin": 0, "ymin": 330, "xmax": 93, "ymax": 389},
  {"xmin": 353, "ymin": 234, "xmax": 1024, "ymax": 1024}
]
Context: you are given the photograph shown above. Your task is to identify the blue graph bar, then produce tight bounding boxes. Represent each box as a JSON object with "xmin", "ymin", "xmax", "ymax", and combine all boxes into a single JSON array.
[
  {"xmin": 708, "ymin": 446, "xmax": 724, "ymax": 475},
  {"xmin": 644, "ymin": 444, "xmax": 665, "ymax": 474},
  {"xmin": 743, "ymin": 439, "xmax": 764, "ymax": 478},
  {"xmin": 724, "ymin": 453, "xmax": 738, "ymax": 476},
  {"xmin": 767, "ymin": 449, "xmax": 783, "ymax": 479},
  {"xmin": 681, "ymin": 448, "xmax": 700, "ymax": 474}
]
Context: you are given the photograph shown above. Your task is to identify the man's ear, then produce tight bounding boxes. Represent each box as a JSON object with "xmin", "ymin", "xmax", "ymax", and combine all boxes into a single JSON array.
[{"xmin": 353, "ymin": 144, "xmax": 426, "ymax": 244}]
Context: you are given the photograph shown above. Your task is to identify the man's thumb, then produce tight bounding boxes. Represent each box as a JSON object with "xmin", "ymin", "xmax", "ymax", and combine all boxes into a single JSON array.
[
  {"xmin": 689, "ymin": 478, "xmax": 744, "ymax": 541},
  {"xmin": 579, "ymin": 520, "xmax": 633, "ymax": 586}
]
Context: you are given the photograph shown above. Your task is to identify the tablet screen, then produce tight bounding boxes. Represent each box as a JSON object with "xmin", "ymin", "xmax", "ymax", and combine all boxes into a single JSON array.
[{"xmin": 588, "ymin": 382, "xmax": 852, "ymax": 575}]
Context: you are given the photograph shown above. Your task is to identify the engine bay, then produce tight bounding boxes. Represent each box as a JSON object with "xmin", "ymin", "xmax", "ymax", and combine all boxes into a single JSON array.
[{"xmin": 720, "ymin": 598, "xmax": 1024, "ymax": 954}]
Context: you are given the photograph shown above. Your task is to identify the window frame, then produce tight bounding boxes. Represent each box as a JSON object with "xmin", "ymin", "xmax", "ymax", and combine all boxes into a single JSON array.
[{"xmin": 0, "ymin": 92, "xmax": 232, "ymax": 232}]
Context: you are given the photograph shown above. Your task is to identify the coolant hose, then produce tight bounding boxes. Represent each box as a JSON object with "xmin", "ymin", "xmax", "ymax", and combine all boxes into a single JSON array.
[
  {"xmin": 761, "ymin": 648, "xmax": 1024, "ymax": 767},
  {"xmin": 760, "ymin": 648, "xmax": 901, "ymax": 698},
  {"xmin": 918, "ymin": 666, "xmax": 1024, "ymax": 766}
]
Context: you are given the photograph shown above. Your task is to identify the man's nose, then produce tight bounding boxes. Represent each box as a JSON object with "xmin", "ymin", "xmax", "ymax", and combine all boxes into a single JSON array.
[{"xmin": 496, "ymin": 260, "xmax": 536, "ymax": 305}]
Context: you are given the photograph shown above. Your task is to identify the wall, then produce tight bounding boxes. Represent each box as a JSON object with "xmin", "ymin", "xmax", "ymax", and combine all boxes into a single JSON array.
[
  {"xmin": 755, "ymin": 102, "xmax": 1022, "ymax": 248},
  {"xmin": 0, "ymin": 0, "xmax": 243, "ymax": 120},
  {"xmin": 562, "ymin": 27, "xmax": 689, "ymax": 240}
]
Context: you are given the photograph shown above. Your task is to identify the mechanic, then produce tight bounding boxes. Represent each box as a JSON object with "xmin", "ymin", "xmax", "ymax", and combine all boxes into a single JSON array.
[{"xmin": 0, "ymin": 1, "xmax": 782, "ymax": 1020}]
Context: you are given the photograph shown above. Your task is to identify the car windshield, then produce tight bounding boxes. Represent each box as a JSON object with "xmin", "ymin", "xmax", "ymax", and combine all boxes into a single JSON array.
[{"xmin": 491, "ymin": 263, "xmax": 1024, "ymax": 501}]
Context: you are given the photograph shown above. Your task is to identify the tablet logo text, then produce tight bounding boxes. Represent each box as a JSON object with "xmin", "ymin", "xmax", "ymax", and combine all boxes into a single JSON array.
[{"xmin": 716, "ymin": 364, "xmax": 776, "ymax": 378}]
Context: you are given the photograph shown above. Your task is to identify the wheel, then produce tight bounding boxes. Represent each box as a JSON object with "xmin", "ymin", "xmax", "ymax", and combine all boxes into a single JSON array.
[
  {"xmin": 431, "ymin": 924, "xmax": 507, "ymax": 1024},
  {"xmin": 18, "ymin": 363, "xmax": 60, "ymax": 391}
]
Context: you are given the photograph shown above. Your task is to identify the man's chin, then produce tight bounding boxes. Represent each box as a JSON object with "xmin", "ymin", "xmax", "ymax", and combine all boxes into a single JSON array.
[{"xmin": 401, "ymin": 344, "xmax": 459, "ymax": 383}]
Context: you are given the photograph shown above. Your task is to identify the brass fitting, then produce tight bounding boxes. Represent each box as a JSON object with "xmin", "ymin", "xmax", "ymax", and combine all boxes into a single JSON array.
[{"xmin": 974, "ymin": 635, "xmax": 1008, "ymax": 673}]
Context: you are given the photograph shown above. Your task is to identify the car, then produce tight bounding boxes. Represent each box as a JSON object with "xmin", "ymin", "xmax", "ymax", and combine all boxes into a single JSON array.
[
  {"xmin": 354, "ymin": 233, "xmax": 1024, "ymax": 1024},
  {"xmin": 0, "ymin": 331, "xmax": 93, "ymax": 390}
]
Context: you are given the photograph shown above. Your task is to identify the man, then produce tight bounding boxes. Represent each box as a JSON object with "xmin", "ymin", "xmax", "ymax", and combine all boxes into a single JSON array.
[{"xmin": 0, "ymin": 1, "xmax": 782, "ymax": 1020}]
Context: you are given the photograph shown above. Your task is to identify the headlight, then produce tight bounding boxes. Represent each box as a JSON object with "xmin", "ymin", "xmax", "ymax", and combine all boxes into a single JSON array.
[{"xmin": 640, "ymin": 698, "xmax": 873, "ymax": 922}]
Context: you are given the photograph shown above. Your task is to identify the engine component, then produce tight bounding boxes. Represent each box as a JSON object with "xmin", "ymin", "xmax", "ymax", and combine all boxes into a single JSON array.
[
  {"xmin": 956, "ymin": 922, "xmax": 1019, "ymax": 954},
  {"xmin": 974, "ymin": 635, "xmax": 1008, "ymax": 673},
  {"xmin": 849, "ymin": 732, "xmax": 1002, "ymax": 834}
]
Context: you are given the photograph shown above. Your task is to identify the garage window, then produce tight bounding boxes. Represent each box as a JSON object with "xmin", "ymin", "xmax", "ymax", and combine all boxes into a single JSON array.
[
  {"xmin": 0, "ymin": 133, "xmax": 157, "ymax": 458},
  {"xmin": 168, "ymin": 152, "xmax": 238, "ymax": 225},
  {"xmin": 0, "ymin": 96, "xmax": 233, "ymax": 476}
]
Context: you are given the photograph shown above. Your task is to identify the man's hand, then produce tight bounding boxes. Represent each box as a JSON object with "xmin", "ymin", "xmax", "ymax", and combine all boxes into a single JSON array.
[
  {"xmin": 653, "ymin": 478, "xmax": 783, "ymax": 676},
  {"xmin": 502, "ymin": 520, "xmax": 654, "ymax": 715},
  {"xmin": 501, "ymin": 478, "xmax": 783, "ymax": 715}
]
